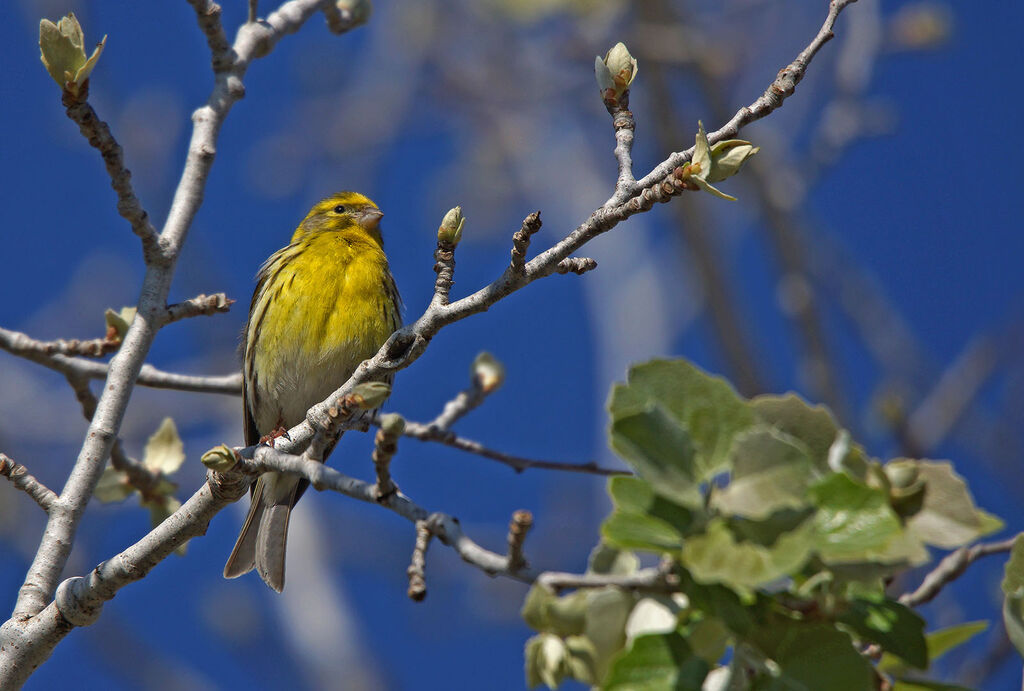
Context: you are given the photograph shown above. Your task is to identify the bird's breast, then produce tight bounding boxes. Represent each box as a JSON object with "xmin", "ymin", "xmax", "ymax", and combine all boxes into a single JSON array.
[{"xmin": 247, "ymin": 232, "xmax": 400, "ymax": 432}]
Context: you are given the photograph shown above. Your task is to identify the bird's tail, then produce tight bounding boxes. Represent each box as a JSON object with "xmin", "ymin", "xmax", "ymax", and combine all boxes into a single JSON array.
[{"xmin": 223, "ymin": 473, "xmax": 298, "ymax": 592}]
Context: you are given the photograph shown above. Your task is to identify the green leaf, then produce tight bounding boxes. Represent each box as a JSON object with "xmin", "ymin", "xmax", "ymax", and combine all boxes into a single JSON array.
[
  {"xmin": 611, "ymin": 407, "xmax": 701, "ymax": 507},
  {"xmin": 809, "ymin": 474, "xmax": 926, "ymax": 566},
  {"xmin": 585, "ymin": 588, "xmax": 635, "ymax": 681},
  {"xmin": 525, "ymin": 633, "xmax": 570, "ymax": 689},
  {"xmin": 602, "ymin": 512, "xmax": 684, "ymax": 554},
  {"xmin": 1001, "ymin": 535, "xmax": 1024, "ymax": 657},
  {"xmin": 564, "ymin": 635, "xmax": 600, "ymax": 685},
  {"xmin": 522, "ymin": 586, "xmax": 587, "ymax": 637},
  {"xmin": 602, "ymin": 477, "xmax": 691, "ymax": 553},
  {"xmin": 681, "ymin": 518, "xmax": 813, "ymax": 589},
  {"xmin": 603, "ymin": 633, "xmax": 710, "ymax": 691},
  {"xmin": 925, "ymin": 620, "xmax": 988, "ymax": 661},
  {"xmin": 93, "ymin": 465, "xmax": 133, "ymax": 503},
  {"xmin": 904, "ymin": 460, "xmax": 1003, "ymax": 549},
  {"xmin": 39, "ymin": 15, "xmax": 86, "ymax": 86},
  {"xmin": 609, "ymin": 359, "xmax": 755, "ymax": 483},
  {"xmin": 891, "ymin": 681, "xmax": 972, "ymax": 691},
  {"xmin": 680, "ymin": 616, "xmax": 730, "ymax": 665},
  {"xmin": 707, "ymin": 139, "xmax": 760, "ymax": 183},
  {"xmin": 691, "ymin": 121, "xmax": 712, "ymax": 181},
  {"xmin": 142, "ymin": 417, "xmax": 185, "ymax": 475},
  {"xmin": 588, "ymin": 544, "xmax": 640, "ymax": 576},
  {"xmin": 624, "ymin": 597, "xmax": 683, "ymax": 640},
  {"xmin": 750, "ymin": 394, "xmax": 863, "ymax": 474},
  {"xmin": 751, "ymin": 622, "xmax": 873, "ymax": 691},
  {"xmin": 104, "ymin": 306, "xmax": 136, "ymax": 341},
  {"xmin": 714, "ymin": 426, "xmax": 814, "ymax": 519},
  {"xmin": 837, "ymin": 594, "xmax": 927, "ymax": 669},
  {"xmin": 878, "ymin": 621, "xmax": 988, "ymax": 674},
  {"xmin": 690, "ymin": 176, "xmax": 737, "ymax": 202}
]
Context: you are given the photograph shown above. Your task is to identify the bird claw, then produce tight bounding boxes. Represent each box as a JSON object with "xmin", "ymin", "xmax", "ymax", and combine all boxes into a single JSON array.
[{"xmin": 259, "ymin": 426, "xmax": 291, "ymax": 446}]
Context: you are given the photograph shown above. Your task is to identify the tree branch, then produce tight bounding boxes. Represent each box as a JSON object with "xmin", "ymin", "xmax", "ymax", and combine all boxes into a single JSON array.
[
  {"xmin": 61, "ymin": 88, "xmax": 160, "ymax": 261},
  {"xmin": 394, "ymin": 419, "xmax": 628, "ymax": 476},
  {"xmin": 185, "ymin": 0, "xmax": 234, "ymax": 73},
  {"xmin": 898, "ymin": 536, "xmax": 1019, "ymax": 608},
  {"xmin": 632, "ymin": 0, "xmax": 859, "ymax": 196},
  {"xmin": 0, "ymin": 454, "xmax": 57, "ymax": 513},
  {"xmin": 5, "ymin": 0, "xmax": 348, "ymax": 646},
  {"xmin": 506, "ymin": 510, "xmax": 533, "ymax": 573},
  {"xmin": 605, "ymin": 101, "xmax": 636, "ymax": 206},
  {"xmin": 163, "ymin": 292, "xmax": 234, "ymax": 326},
  {"xmin": 407, "ymin": 519, "xmax": 432, "ymax": 601},
  {"xmin": 0, "ymin": 325, "xmax": 242, "ymax": 395}
]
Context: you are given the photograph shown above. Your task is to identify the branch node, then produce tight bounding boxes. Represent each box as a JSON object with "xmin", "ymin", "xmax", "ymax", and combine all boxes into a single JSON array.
[
  {"xmin": 506, "ymin": 510, "xmax": 533, "ymax": 572},
  {"xmin": 510, "ymin": 211, "xmax": 543, "ymax": 275},
  {"xmin": 407, "ymin": 519, "xmax": 433, "ymax": 601},
  {"xmin": 556, "ymin": 257, "xmax": 598, "ymax": 276},
  {"xmin": 1, "ymin": 453, "xmax": 57, "ymax": 513},
  {"xmin": 54, "ymin": 577, "xmax": 102, "ymax": 627},
  {"xmin": 372, "ymin": 413, "xmax": 404, "ymax": 501}
]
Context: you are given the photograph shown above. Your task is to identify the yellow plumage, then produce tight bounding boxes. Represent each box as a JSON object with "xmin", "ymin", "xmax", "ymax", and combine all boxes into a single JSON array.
[{"xmin": 224, "ymin": 192, "xmax": 401, "ymax": 592}]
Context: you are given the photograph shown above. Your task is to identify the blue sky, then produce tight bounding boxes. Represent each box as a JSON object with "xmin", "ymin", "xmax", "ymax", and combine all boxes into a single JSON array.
[{"xmin": 2, "ymin": 1, "xmax": 1022, "ymax": 689}]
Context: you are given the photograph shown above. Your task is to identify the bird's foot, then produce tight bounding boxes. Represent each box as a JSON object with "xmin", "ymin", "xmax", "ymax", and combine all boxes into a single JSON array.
[{"xmin": 259, "ymin": 426, "xmax": 291, "ymax": 446}]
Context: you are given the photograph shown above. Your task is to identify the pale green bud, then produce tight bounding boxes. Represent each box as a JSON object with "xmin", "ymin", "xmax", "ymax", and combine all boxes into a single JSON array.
[
  {"xmin": 595, "ymin": 42, "xmax": 638, "ymax": 106},
  {"xmin": 378, "ymin": 412, "xmax": 406, "ymax": 436},
  {"xmin": 39, "ymin": 14, "xmax": 105, "ymax": 96},
  {"xmin": 708, "ymin": 139, "xmax": 760, "ymax": 183},
  {"xmin": 349, "ymin": 382, "xmax": 392, "ymax": 410},
  {"xmin": 472, "ymin": 352, "xmax": 505, "ymax": 393},
  {"xmin": 676, "ymin": 121, "xmax": 759, "ymax": 201},
  {"xmin": 336, "ymin": 0, "xmax": 373, "ymax": 27},
  {"xmin": 438, "ymin": 206, "xmax": 466, "ymax": 246},
  {"xmin": 200, "ymin": 444, "xmax": 238, "ymax": 472},
  {"xmin": 104, "ymin": 306, "xmax": 136, "ymax": 342}
]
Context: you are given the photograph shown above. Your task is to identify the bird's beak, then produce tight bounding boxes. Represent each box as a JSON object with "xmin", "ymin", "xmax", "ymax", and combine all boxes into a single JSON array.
[{"xmin": 359, "ymin": 208, "xmax": 383, "ymax": 230}]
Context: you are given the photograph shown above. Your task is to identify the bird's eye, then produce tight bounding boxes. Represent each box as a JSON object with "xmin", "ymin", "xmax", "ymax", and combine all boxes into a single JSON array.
[{"xmin": 333, "ymin": 204, "xmax": 347, "ymax": 214}]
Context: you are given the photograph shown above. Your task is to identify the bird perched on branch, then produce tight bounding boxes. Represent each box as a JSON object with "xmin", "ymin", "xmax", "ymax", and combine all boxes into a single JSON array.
[{"xmin": 224, "ymin": 191, "xmax": 401, "ymax": 591}]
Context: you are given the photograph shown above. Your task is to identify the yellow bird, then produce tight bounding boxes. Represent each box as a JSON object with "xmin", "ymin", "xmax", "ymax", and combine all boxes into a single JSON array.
[{"xmin": 224, "ymin": 191, "xmax": 401, "ymax": 592}]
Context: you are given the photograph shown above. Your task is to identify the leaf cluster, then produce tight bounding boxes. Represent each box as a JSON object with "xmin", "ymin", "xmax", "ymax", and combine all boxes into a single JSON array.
[{"xmin": 524, "ymin": 359, "xmax": 1001, "ymax": 690}]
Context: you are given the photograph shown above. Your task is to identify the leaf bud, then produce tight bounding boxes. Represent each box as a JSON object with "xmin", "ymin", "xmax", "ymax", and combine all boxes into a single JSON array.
[
  {"xmin": 437, "ymin": 206, "xmax": 466, "ymax": 246},
  {"xmin": 39, "ymin": 14, "xmax": 105, "ymax": 97}
]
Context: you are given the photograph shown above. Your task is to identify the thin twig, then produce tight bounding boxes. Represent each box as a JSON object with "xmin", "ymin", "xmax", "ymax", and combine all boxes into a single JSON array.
[
  {"xmin": 60, "ymin": 88, "xmax": 160, "ymax": 261},
  {"xmin": 0, "ymin": 325, "xmax": 241, "ymax": 395},
  {"xmin": 506, "ymin": 510, "xmax": 533, "ymax": 572},
  {"xmin": 0, "ymin": 333, "xmax": 119, "ymax": 359},
  {"xmin": 537, "ymin": 566, "xmax": 677, "ymax": 594},
  {"xmin": 371, "ymin": 414, "xmax": 404, "ymax": 501},
  {"xmin": 556, "ymin": 257, "xmax": 598, "ymax": 276},
  {"xmin": 0, "ymin": 454, "xmax": 57, "ymax": 513},
  {"xmin": 899, "ymin": 536, "xmax": 1019, "ymax": 608},
  {"xmin": 186, "ymin": 0, "xmax": 235, "ymax": 72},
  {"xmin": 632, "ymin": 0, "xmax": 859, "ymax": 195},
  {"xmin": 510, "ymin": 212, "xmax": 542, "ymax": 275},
  {"xmin": 431, "ymin": 239, "xmax": 456, "ymax": 307},
  {"xmin": 428, "ymin": 355, "xmax": 503, "ymax": 431},
  {"xmin": 407, "ymin": 519, "xmax": 433, "ymax": 601},
  {"xmin": 248, "ymin": 0, "xmax": 258, "ymax": 24},
  {"xmin": 0, "ymin": 2, "xmax": 858, "ymax": 681},
  {"xmin": 6, "ymin": 0, "xmax": 341, "ymax": 642},
  {"xmin": 275, "ymin": 0, "xmax": 859, "ymax": 461},
  {"xmin": 606, "ymin": 102, "xmax": 636, "ymax": 206},
  {"xmin": 163, "ymin": 293, "xmax": 234, "ymax": 326},
  {"xmin": 395, "ymin": 419, "xmax": 628, "ymax": 476}
]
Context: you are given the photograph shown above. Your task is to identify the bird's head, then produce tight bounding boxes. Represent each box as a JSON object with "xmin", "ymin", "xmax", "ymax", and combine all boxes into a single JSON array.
[{"xmin": 293, "ymin": 191, "xmax": 384, "ymax": 244}]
